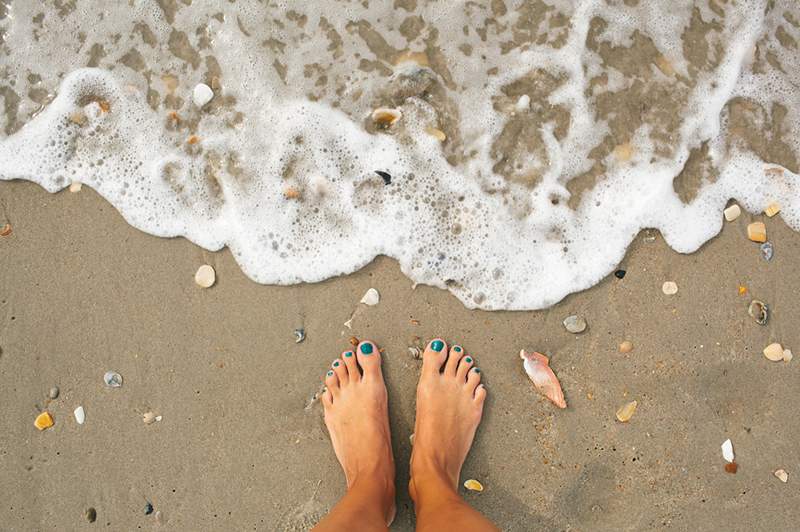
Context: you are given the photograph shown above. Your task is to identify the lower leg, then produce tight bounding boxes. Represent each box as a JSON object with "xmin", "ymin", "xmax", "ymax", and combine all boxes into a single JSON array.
[
  {"xmin": 314, "ymin": 476, "xmax": 394, "ymax": 532},
  {"xmin": 411, "ymin": 470, "xmax": 498, "ymax": 532}
]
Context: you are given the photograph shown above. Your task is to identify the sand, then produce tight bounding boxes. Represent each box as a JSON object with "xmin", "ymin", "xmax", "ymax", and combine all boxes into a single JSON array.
[{"xmin": 1, "ymin": 179, "xmax": 799, "ymax": 530}]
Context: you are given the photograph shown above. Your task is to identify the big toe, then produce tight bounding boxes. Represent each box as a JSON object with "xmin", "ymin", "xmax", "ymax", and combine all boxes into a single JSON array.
[
  {"xmin": 356, "ymin": 340, "xmax": 382, "ymax": 380},
  {"xmin": 422, "ymin": 338, "xmax": 448, "ymax": 375}
]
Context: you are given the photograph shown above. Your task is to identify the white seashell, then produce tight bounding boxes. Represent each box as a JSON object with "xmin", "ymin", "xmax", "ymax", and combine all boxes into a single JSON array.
[
  {"xmin": 192, "ymin": 83, "xmax": 214, "ymax": 107},
  {"xmin": 74, "ymin": 406, "xmax": 85, "ymax": 425},
  {"xmin": 360, "ymin": 288, "xmax": 380, "ymax": 306},
  {"xmin": 763, "ymin": 343, "xmax": 784, "ymax": 362},
  {"xmin": 662, "ymin": 281, "xmax": 678, "ymax": 295},
  {"xmin": 195, "ymin": 264, "xmax": 216, "ymax": 288},
  {"xmin": 721, "ymin": 438, "xmax": 734, "ymax": 463},
  {"xmin": 104, "ymin": 371, "xmax": 123, "ymax": 387},
  {"xmin": 774, "ymin": 469, "xmax": 788, "ymax": 483},
  {"xmin": 783, "ymin": 349, "xmax": 793, "ymax": 362}
]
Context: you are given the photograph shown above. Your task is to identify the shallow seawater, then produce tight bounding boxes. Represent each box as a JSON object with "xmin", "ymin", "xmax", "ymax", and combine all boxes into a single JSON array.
[{"xmin": 0, "ymin": 0, "xmax": 798, "ymax": 310}]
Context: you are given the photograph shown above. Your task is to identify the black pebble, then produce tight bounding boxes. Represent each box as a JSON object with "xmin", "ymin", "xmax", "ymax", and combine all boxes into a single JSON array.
[
  {"xmin": 374, "ymin": 170, "xmax": 392, "ymax": 185},
  {"xmin": 85, "ymin": 507, "xmax": 97, "ymax": 523},
  {"xmin": 144, "ymin": 502, "xmax": 154, "ymax": 515},
  {"xmin": 614, "ymin": 269, "xmax": 626, "ymax": 279}
]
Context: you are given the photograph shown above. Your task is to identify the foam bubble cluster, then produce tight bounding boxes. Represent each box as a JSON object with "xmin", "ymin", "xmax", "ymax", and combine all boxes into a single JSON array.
[{"xmin": 0, "ymin": 0, "xmax": 798, "ymax": 309}]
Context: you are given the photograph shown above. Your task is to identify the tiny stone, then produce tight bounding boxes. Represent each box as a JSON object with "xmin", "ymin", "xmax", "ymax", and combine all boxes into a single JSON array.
[
  {"xmin": 85, "ymin": 507, "xmax": 97, "ymax": 523},
  {"xmin": 195, "ymin": 264, "xmax": 216, "ymax": 288},
  {"xmin": 662, "ymin": 281, "xmax": 678, "ymax": 295},
  {"xmin": 723, "ymin": 204, "xmax": 741, "ymax": 221},
  {"xmin": 48, "ymin": 386, "xmax": 60, "ymax": 399},
  {"xmin": 783, "ymin": 349, "xmax": 793, "ymax": 363},
  {"xmin": 104, "ymin": 370, "xmax": 123, "ymax": 388},
  {"xmin": 614, "ymin": 270, "xmax": 626, "ymax": 279},
  {"xmin": 725, "ymin": 462, "xmax": 738, "ymax": 474},
  {"xmin": 747, "ymin": 222, "xmax": 767, "ymax": 243},
  {"xmin": 615, "ymin": 400, "xmax": 637, "ymax": 422},
  {"xmin": 145, "ymin": 502, "xmax": 154, "ymax": 515},
  {"xmin": 294, "ymin": 328, "xmax": 305, "ymax": 343},
  {"xmin": 563, "ymin": 315, "xmax": 587, "ymax": 334},
  {"xmin": 774, "ymin": 469, "xmax": 789, "ymax": 483},
  {"xmin": 192, "ymin": 83, "xmax": 214, "ymax": 107},
  {"xmin": 619, "ymin": 341, "xmax": 633, "ymax": 353},
  {"xmin": 515, "ymin": 94, "xmax": 530, "ymax": 112},
  {"xmin": 760, "ymin": 242, "xmax": 773, "ymax": 261},
  {"xmin": 34, "ymin": 411, "xmax": 54, "ymax": 430},
  {"xmin": 69, "ymin": 181, "xmax": 82, "ymax": 192},
  {"xmin": 349, "ymin": 336, "xmax": 359, "ymax": 347}
]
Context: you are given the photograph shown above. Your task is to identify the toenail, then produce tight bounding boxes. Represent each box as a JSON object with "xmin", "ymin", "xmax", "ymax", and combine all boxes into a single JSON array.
[
  {"xmin": 472, "ymin": 367, "xmax": 480, "ymax": 373},
  {"xmin": 333, "ymin": 361, "xmax": 340, "ymax": 367},
  {"xmin": 465, "ymin": 356, "xmax": 472, "ymax": 363},
  {"xmin": 360, "ymin": 343, "xmax": 374, "ymax": 355},
  {"xmin": 454, "ymin": 346, "xmax": 462, "ymax": 352},
  {"xmin": 431, "ymin": 340, "xmax": 444, "ymax": 352},
  {"xmin": 327, "ymin": 370, "xmax": 334, "ymax": 377},
  {"xmin": 344, "ymin": 351, "xmax": 353, "ymax": 358}
]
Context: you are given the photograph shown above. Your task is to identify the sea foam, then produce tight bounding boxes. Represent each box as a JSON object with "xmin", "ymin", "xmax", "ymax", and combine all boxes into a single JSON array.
[{"xmin": 0, "ymin": 0, "xmax": 798, "ymax": 309}]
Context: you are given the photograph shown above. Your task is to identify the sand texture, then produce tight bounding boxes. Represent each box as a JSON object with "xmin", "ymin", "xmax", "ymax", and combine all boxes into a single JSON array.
[{"xmin": 2, "ymin": 180, "xmax": 799, "ymax": 530}]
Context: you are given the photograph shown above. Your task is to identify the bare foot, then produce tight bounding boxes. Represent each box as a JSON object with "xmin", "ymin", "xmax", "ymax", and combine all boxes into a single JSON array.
[
  {"xmin": 321, "ymin": 340, "xmax": 396, "ymax": 525},
  {"xmin": 410, "ymin": 338, "xmax": 487, "ymax": 498}
]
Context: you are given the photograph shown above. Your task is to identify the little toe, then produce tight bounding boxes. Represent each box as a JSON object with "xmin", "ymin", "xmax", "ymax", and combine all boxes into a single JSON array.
[
  {"xmin": 356, "ymin": 340, "xmax": 382, "ymax": 380},
  {"xmin": 332, "ymin": 358, "xmax": 348, "ymax": 385},
  {"xmin": 456, "ymin": 354, "xmax": 474, "ymax": 381},
  {"xmin": 325, "ymin": 369, "xmax": 339, "ymax": 395},
  {"xmin": 341, "ymin": 349, "xmax": 360, "ymax": 381},
  {"xmin": 445, "ymin": 344, "xmax": 464, "ymax": 375},
  {"xmin": 474, "ymin": 383, "xmax": 487, "ymax": 404},
  {"xmin": 322, "ymin": 386, "xmax": 333, "ymax": 408},
  {"xmin": 465, "ymin": 366, "xmax": 482, "ymax": 392},
  {"xmin": 422, "ymin": 338, "xmax": 448, "ymax": 375}
]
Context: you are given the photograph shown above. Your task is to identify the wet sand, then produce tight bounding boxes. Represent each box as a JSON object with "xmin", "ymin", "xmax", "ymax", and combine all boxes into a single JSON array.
[{"xmin": 1, "ymin": 179, "xmax": 799, "ymax": 530}]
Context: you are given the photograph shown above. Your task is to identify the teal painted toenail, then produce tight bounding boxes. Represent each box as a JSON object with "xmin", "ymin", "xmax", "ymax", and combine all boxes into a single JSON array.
[
  {"xmin": 465, "ymin": 357, "xmax": 472, "ymax": 363},
  {"xmin": 473, "ymin": 367, "xmax": 480, "ymax": 373},
  {"xmin": 360, "ymin": 343, "xmax": 374, "ymax": 355},
  {"xmin": 431, "ymin": 340, "xmax": 444, "ymax": 352},
  {"xmin": 327, "ymin": 370, "xmax": 334, "ymax": 377},
  {"xmin": 344, "ymin": 351, "xmax": 353, "ymax": 358},
  {"xmin": 454, "ymin": 346, "xmax": 462, "ymax": 352},
  {"xmin": 333, "ymin": 361, "xmax": 340, "ymax": 367}
]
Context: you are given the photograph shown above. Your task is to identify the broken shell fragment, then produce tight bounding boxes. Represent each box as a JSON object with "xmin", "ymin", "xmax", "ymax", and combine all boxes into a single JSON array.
[
  {"xmin": 515, "ymin": 94, "xmax": 530, "ymax": 112},
  {"xmin": 619, "ymin": 341, "xmax": 633, "ymax": 353},
  {"xmin": 360, "ymin": 288, "xmax": 380, "ymax": 306},
  {"xmin": 520, "ymin": 350, "xmax": 566, "ymax": 409},
  {"xmin": 74, "ymin": 406, "xmax": 85, "ymax": 425},
  {"xmin": 424, "ymin": 126, "xmax": 447, "ymax": 141},
  {"xmin": 371, "ymin": 107, "xmax": 402, "ymax": 127},
  {"xmin": 748, "ymin": 300, "xmax": 769, "ymax": 325},
  {"xmin": 760, "ymin": 242, "xmax": 773, "ymax": 261},
  {"xmin": 615, "ymin": 400, "xmax": 637, "ymax": 422},
  {"xmin": 104, "ymin": 370, "xmax": 123, "ymax": 388},
  {"xmin": 662, "ymin": 281, "xmax": 678, "ymax": 295},
  {"xmin": 774, "ymin": 469, "xmax": 789, "ymax": 483},
  {"xmin": 721, "ymin": 438, "xmax": 734, "ymax": 463},
  {"xmin": 463, "ymin": 479, "xmax": 484, "ymax": 492},
  {"xmin": 35, "ymin": 411, "xmax": 54, "ymax": 430},
  {"xmin": 294, "ymin": 328, "xmax": 305, "ymax": 343},
  {"xmin": 0, "ymin": 223, "xmax": 11, "ymax": 237},
  {"xmin": 194, "ymin": 264, "xmax": 216, "ymax": 288},
  {"xmin": 783, "ymin": 349, "xmax": 793, "ymax": 362},
  {"xmin": 563, "ymin": 315, "xmax": 586, "ymax": 334},
  {"xmin": 723, "ymin": 204, "xmax": 741, "ymax": 222},
  {"xmin": 69, "ymin": 181, "xmax": 83, "ymax": 192},
  {"xmin": 192, "ymin": 83, "xmax": 214, "ymax": 107},
  {"xmin": 764, "ymin": 202, "xmax": 780, "ymax": 217},
  {"xmin": 747, "ymin": 222, "xmax": 767, "ymax": 243},
  {"xmin": 763, "ymin": 342, "xmax": 784, "ymax": 362},
  {"xmin": 143, "ymin": 412, "xmax": 157, "ymax": 424}
]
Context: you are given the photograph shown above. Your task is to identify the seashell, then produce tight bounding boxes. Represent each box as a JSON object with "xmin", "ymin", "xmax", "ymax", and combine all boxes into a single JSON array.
[
  {"xmin": 104, "ymin": 370, "xmax": 123, "ymax": 388},
  {"xmin": 195, "ymin": 264, "xmax": 215, "ymax": 288},
  {"xmin": 783, "ymin": 349, "xmax": 793, "ymax": 362},
  {"xmin": 0, "ymin": 223, "xmax": 11, "ymax": 236},
  {"xmin": 763, "ymin": 342, "xmax": 784, "ymax": 362},
  {"xmin": 143, "ymin": 412, "xmax": 157, "ymax": 424},
  {"xmin": 764, "ymin": 202, "xmax": 780, "ymax": 217},
  {"xmin": 774, "ymin": 469, "xmax": 788, "ymax": 483},
  {"xmin": 408, "ymin": 346, "xmax": 422, "ymax": 359},
  {"xmin": 619, "ymin": 341, "xmax": 633, "ymax": 353},
  {"xmin": 721, "ymin": 438, "xmax": 734, "ymax": 463},
  {"xmin": 424, "ymin": 127, "xmax": 447, "ymax": 141},
  {"xmin": 662, "ymin": 281, "xmax": 678, "ymax": 295},
  {"xmin": 723, "ymin": 204, "xmax": 741, "ymax": 221},
  {"xmin": 35, "ymin": 411, "xmax": 54, "ymax": 430},
  {"xmin": 615, "ymin": 400, "xmax": 637, "ymax": 422},
  {"xmin": 747, "ymin": 222, "xmax": 767, "ymax": 243},
  {"xmin": 748, "ymin": 300, "xmax": 768, "ymax": 325},
  {"xmin": 192, "ymin": 83, "xmax": 214, "ymax": 107},
  {"xmin": 374, "ymin": 170, "xmax": 392, "ymax": 185},
  {"xmin": 294, "ymin": 328, "xmax": 305, "ymax": 343},
  {"xmin": 74, "ymin": 406, "xmax": 85, "ymax": 425},
  {"xmin": 520, "ymin": 350, "xmax": 566, "ymax": 409},
  {"xmin": 69, "ymin": 181, "xmax": 82, "ymax": 192},
  {"xmin": 760, "ymin": 242, "xmax": 773, "ymax": 261},
  {"xmin": 371, "ymin": 107, "xmax": 402, "ymax": 127},
  {"xmin": 360, "ymin": 288, "xmax": 380, "ymax": 306},
  {"xmin": 463, "ymin": 479, "xmax": 484, "ymax": 492},
  {"xmin": 563, "ymin": 315, "xmax": 586, "ymax": 334}
]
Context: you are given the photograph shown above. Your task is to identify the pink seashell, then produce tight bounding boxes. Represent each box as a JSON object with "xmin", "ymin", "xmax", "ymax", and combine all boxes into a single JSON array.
[{"xmin": 520, "ymin": 350, "xmax": 566, "ymax": 409}]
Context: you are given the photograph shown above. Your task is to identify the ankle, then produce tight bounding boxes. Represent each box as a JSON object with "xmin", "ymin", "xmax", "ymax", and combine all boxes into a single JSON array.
[
  {"xmin": 348, "ymin": 474, "xmax": 396, "ymax": 522},
  {"xmin": 409, "ymin": 462, "xmax": 461, "ymax": 509}
]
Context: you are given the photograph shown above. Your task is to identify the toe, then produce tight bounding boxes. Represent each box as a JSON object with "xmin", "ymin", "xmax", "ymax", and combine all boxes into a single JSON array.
[
  {"xmin": 341, "ymin": 349, "xmax": 360, "ymax": 382},
  {"xmin": 456, "ymin": 354, "xmax": 474, "ymax": 381},
  {"xmin": 356, "ymin": 340, "xmax": 382, "ymax": 380},
  {"xmin": 325, "ymin": 369, "xmax": 339, "ymax": 395},
  {"xmin": 445, "ymin": 344, "xmax": 464, "ymax": 375},
  {"xmin": 474, "ymin": 383, "xmax": 487, "ymax": 403},
  {"xmin": 465, "ymin": 366, "xmax": 482, "ymax": 392},
  {"xmin": 322, "ymin": 386, "xmax": 333, "ymax": 408},
  {"xmin": 422, "ymin": 338, "xmax": 448, "ymax": 375},
  {"xmin": 332, "ymin": 358, "xmax": 348, "ymax": 385}
]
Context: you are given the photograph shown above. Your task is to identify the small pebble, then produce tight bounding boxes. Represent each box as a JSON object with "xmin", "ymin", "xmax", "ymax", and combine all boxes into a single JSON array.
[
  {"xmin": 784, "ymin": 349, "xmax": 793, "ymax": 363},
  {"xmin": 619, "ymin": 341, "xmax": 633, "ymax": 353},
  {"xmin": 192, "ymin": 83, "xmax": 214, "ymax": 107},
  {"xmin": 515, "ymin": 94, "xmax": 530, "ymax": 112},
  {"xmin": 104, "ymin": 371, "xmax": 123, "ymax": 388},
  {"xmin": 294, "ymin": 328, "xmax": 305, "ymax": 343},
  {"xmin": 194, "ymin": 264, "xmax": 216, "ymax": 288},
  {"xmin": 774, "ymin": 469, "xmax": 789, "ymax": 483},
  {"xmin": 763, "ymin": 342, "xmax": 784, "ymax": 362},
  {"xmin": 723, "ymin": 204, "xmax": 741, "ymax": 221},
  {"xmin": 760, "ymin": 242, "xmax": 773, "ymax": 261},
  {"xmin": 725, "ymin": 462, "xmax": 738, "ymax": 474},
  {"xmin": 614, "ymin": 270, "xmax": 626, "ymax": 279},
  {"xmin": 144, "ymin": 502, "xmax": 154, "ymax": 515},
  {"xmin": 34, "ymin": 411, "xmax": 54, "ymax": 430},
  {"xmin": 360, "ymin": 288, "xmax": 380, "ymax": 306},
  {"xmin": 74, "ymin": 406, "xmax": 85, "ymax": 425},
  {"xmin": 85, "ymin": 507, "xmax": 97, "ymax": 523},
  {"xmin": 349, "ymin": 336, "xmax": 359, "ymax": 347},
  {"xmin": 615, "ymin": 400, "xmax": 637, "ymax": 422},
  {"xmin": 563, "ymin": 315, "xmax": 587, "ymax": 334},
  {"xmin": 69, "ymin": 181, "xmax": 82, "ymax": 192},
  {"xmin": 48, "ymin": 386, "xmax": 60, "ymax": 399},
  {"xmin": 662, "ymin": 281, "xmax": 678, "ymax": 295}
]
